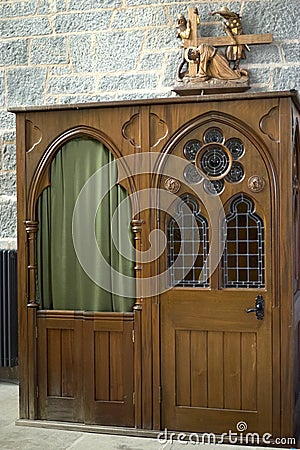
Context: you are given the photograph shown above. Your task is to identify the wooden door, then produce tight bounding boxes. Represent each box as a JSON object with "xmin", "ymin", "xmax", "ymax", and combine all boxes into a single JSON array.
[
  {"xmin": 37, "ymin": 312, "xmax": 134, "ymax": 426},
  {"xmin": 37, "ymin": 311, "xmax": 84, "ymax": 422},
  {"xmin": 160, "ymin": 122, "xmax": 274, "ymax": 435},
  {"xmin": 84, "ymin": 313, "xmax": 135, "ymax": 427}
]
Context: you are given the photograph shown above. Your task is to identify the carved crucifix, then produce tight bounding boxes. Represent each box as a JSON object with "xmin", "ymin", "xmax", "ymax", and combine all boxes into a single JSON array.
[{"xmin": 175, "ymin": 6, "xmax": 273, "ymax": 94}]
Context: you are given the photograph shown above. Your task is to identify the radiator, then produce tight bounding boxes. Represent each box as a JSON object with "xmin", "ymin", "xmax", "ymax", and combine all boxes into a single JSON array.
[{"xmin": 0, "ymin": 250, "xmax": 18, "ymax": 367}]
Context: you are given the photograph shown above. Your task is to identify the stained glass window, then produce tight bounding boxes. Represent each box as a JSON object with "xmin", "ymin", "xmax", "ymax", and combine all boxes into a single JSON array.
[
  {"xmin": 221, "ymin": 194, "xmax": 265, "ymax": 288},
  {"xmin": 168, "ymin": 195, "xmax": 209, "ymax": 287}
]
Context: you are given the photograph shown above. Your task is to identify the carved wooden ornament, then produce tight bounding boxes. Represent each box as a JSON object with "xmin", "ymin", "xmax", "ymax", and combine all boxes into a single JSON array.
[
  {"xmin": 164, "ymin": 178, "xmax": 181, "ymax": 193},
  {"xmin": 248, "ymin": 175, "xmax": 266, "ymax": 193}
]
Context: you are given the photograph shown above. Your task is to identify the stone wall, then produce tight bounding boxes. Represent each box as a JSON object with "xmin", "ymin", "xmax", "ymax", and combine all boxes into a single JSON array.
[{"xmin": 0, "ymin": 0, "xmax": 299, "ymax": 248}]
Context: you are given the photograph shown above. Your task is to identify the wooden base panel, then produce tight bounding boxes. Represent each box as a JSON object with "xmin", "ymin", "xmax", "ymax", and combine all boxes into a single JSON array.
[{"xmin": 173, "ymin": 78, "xmax": 250, "ymax": 95}]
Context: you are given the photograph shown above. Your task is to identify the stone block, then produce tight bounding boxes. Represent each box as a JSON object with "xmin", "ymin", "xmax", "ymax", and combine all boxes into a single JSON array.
[
  {"xmin": 59, "ymin": 94, "xmax": 116, "ymax": 104},
  {"xmin": 0, "ymin": 238, "xmax": 17, "ymax": 250},
  {"xmin": 244, "ymin": 44, "xmax": 280, "ymax": 65},
  {"xmin": 47, "ymin": 76, "xmax": 95, "ymax": 95},
  {"xmin": 0, "ymin": 173, "xmax": 16, "ymax": 196},
  {"xmin": 45, "ymin": 97, "xmax": 60, "ymax": 105},
  {"xmin": 94, "ymin": 31, "xmax": 144, "ymax": 72},
  {"xmin": 2, "ymin": 145, "xmax": 16, "ymax": 171},
  {"xmin": 55, "ymin": 11, "xmax": 112, "ymax": 33},
  {"xmin": 69, "ymin": 36, "xmax": 95, "ymax": 72},
  {"xmin": 0, "ymin": 112, "xmax": 16, "ymax": 130},
  {"xmin": 30, "ymin": 37, "xmax": 69, "ymax": 65},
  {"xmin": 68, "ymin": 0, "xmax": 122, "ymax": 9},
  {"xmin": 112, "ymin": 7, "xmax": 167, "ymax": 28},
  {"xmin": 247, "ymin": 67, "xmax": 271, "ymax": 85},
  {"xmin": 242, "ymin": 0, "xmax": 300, "ymax": 39},
  {"xmin": 7, "ymin": 68, "xmax": 47, "ymax": 107},
  {"xmin": 273, "ymin": 67, "xmax": 300, "ymax": 91},
  {"xmin": 1, "ymin": 17, "xmax": 51, "ymax": 38},
  {"xmin": 127, "ymin": 0, "xmax": 174, "ymax": 5},
  {"xmin": 139, "ymin": 53, "xmax": 165, "ymax": 70},
  {"xmin": 1, "ymin": 131, "xmax": 16, "ymax": 144},
  {"xmin": 37, "ymin": 0, "xmax": 67, "ymax": 14},
  {"xmin": 0, "ymin": 1, "xmax": 38, "ymax": 18},
  {"xmin": 145, "ymin": 28, "xmax": 177, "ymax": 50},
  {"xmin": 50, "ymin": 66, "xmax": 72, "ymax": 75},
  {"xmin": 0, "ymin": 198, "xmax": 17, "ymax": 238},
  {"xmin": 98, "ymin": 73, "xmax": 158, "ymax": 92},
  {"xmin": 115, "ymin": 90, "xmax": 171, "ymax": 101},
  {"xmin": 161, "ymin": 50, "xmax": 181, "ymax": 87},
  {"xmin": 0, "ymin": 73, "xmax": 4, "ymax": 107},
  {"xmin": 282, "ymin": 44, "xmax": 300, "ymax": 63},
  {"xmin": 0, "ymin": 40, "xmax": 28, "ymax": 67}
]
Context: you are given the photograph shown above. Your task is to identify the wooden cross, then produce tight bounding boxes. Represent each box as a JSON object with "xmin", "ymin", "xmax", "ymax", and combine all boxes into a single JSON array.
[{"xmin": 184, "ymin": 7, "xmax": 273, "ymax": 76}]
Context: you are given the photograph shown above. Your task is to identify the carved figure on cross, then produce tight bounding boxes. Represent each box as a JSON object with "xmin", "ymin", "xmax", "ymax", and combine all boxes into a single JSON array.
[{"xmin": 174, "ymin": 6, "xmax": 273, "ymax": 94}]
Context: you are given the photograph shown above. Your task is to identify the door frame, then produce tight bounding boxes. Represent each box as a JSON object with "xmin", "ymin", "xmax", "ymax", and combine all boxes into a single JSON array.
[{"xmin": 151, "ymin": 110, "xmax": 281, "ymax": 436}]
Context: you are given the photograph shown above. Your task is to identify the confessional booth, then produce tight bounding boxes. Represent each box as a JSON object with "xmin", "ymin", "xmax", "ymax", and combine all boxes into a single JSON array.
[{"xmin": 14, "ymin": 91, "xmax": 300, "ymax": 441}]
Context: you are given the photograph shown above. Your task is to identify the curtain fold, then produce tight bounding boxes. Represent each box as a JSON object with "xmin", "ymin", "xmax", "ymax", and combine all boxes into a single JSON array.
[{"xmin": 37, "ymin": 138, "xmax": 135, "ymax": 312}]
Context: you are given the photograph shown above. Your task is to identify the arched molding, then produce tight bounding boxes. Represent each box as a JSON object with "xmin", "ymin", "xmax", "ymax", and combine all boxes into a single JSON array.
[
  {"xmin": 153, "ymin": 110, "xmax": 277, "ymax": 191},
  {"xmin": 27, "ymin": 125, "xmax": 137, "ymax": 221},
  {"xmin": 152, "ymin": 110, "xmax": 278, "ymax": 304}
]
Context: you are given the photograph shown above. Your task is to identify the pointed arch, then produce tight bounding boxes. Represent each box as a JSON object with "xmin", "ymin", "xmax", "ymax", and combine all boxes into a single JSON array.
[
  {"xmin": 221, "ymin": 193, "xmax": 265, "ymax": 288},
  {"xmin": 27, "ymin": 126, "xmax": 136, "ymax": 221},
  {"xmin": 36, "ymin": 136, "xmax": 135, "ymax": 312},
  {"xmin": 167, "ymin": 194, "xmax": 210, "ymax": 288}
]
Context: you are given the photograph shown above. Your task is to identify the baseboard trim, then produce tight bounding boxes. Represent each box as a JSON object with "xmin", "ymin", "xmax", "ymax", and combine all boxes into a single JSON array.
[{"xmin": 16, "ymin": 419, "xmax": 159, "ymax": 439}]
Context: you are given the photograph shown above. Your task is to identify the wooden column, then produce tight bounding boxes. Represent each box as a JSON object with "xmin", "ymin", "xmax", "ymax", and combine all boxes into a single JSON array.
[
  {"xmin": 24, "ymin": 220, "xmax": 39, "ymax": 419},
  {"xmin": 132, "ymin": 219, "xmax": 143, "ymax": 428},
  {"xmin": 25, "ymin": 220, "xmax": 39, "ymax": 308}
]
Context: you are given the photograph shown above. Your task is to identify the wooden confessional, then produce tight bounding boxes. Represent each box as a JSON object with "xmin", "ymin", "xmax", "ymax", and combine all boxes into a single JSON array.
[{"xmin": 14, "ymin": 91, "xmax": 300, "ymax": 441}]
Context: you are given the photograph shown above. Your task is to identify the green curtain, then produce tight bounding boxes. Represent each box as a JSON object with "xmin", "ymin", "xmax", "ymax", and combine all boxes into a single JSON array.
[{"xmin": 36, "ymin": 138, "xmax": 135, "ymax": 312}]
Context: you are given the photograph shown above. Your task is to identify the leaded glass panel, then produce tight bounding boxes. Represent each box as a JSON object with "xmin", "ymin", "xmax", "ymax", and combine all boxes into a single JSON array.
[
  {"xmin": 221, "ymin": 194, "xmax": 265, "ymax": 288},
  {"xmin": 168, "ymin": 195, "xmax": 209, "ymax": 288}
]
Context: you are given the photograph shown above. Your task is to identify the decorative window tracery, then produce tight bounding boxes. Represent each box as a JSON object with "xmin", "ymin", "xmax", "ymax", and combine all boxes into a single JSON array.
[{"xmin": 182, "ymin": 126, "xmax": 246, "ymax": 192}]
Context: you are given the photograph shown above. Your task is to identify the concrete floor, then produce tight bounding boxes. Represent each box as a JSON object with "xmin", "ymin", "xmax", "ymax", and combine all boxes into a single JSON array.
[{"xmin": 0, "ymin": 381, "xmax": 298, "ymax": 450}]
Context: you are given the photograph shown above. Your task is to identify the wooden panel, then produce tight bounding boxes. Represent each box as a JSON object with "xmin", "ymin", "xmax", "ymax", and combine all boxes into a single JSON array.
[
  {"xmin": 95, "ymin": 331, "xmax": 109, "ymax": 401},
  {"xmin": 47, "ymin": 329, "xmax": 62, "ymax": 397},
  {"xmin": 84, "ymin": 314, "xmax": 134, "ymax": 427},
  {"xmin": 134, "ymin": 307, "xmax": 142, "ymax": 428},
  {"xmin": 191, "ymin": 331, "xmax": 208, "ymax": 407},
  {"xmin": 172, "ymin": 328, "xmax": 257, "ymax": 412},
  {"xmin": 47, "ymin": 328, "xmax": 76, "ymax": 398},
  {"xmin": 224, "ymin": 332, "xmax": 241, "ymax": 410},
  {"xmin": 37, "ymin": 316, "xmax": 84, "ymax": 422},
  {"xmin": 61, "ymin": 329, "xmax": 74, "ymax": 397},
  {"xmin": 241, "ymin": 332, "xmax": 257, "ymax": 411},
  {"xmin": 207, "ymin": 331, "xmax": 224, "ymax": 408},
  {"xmin": 175, "ymin": 330, "xmax": 191, "ymax": 406},
  {"xmin": 110, "ymin": 331, "xmax": 123, "ymax": 401}
]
